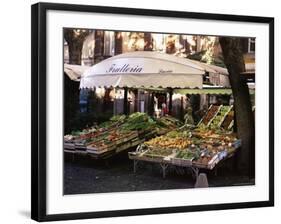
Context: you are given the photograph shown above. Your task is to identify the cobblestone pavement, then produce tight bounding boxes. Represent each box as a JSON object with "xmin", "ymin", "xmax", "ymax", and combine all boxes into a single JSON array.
[{"xmin": 64, "ymin": 152, "xmax": 254, "ymax": 195}]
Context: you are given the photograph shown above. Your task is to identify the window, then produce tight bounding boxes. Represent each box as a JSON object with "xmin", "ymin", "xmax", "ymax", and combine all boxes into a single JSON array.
[
  {"xmin": 103, "ymin": 31, "xmax": 115, "ymax": 56},
  {"xmin": 63, "ymin": 39, "xmax": 69, "ymax": 63},
  {"xmin": 248, "ymin": 38, "xmax": 255, "ymax": 53}
]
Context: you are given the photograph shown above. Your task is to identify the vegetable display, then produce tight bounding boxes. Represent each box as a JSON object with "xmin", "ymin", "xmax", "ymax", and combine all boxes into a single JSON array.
[
  {"xmin": 64, "ymin": 113, "xmax": 182, "ymax": 157},
  {"xmin": 136, "ymin": 127, "xmax": 240, "ymax": 168},
  {"xmin": 65, "ymin": 103, "xmax": 239, "ymax": 166},
  {"xmin": 175, "ymin": 148, "xmax": 200, "ymax": 160},
  {"xmin": 198, "ymin": 105, "xmax": 221, "ymax": 126},
  {"xmin": 209, "ymin": 106, "xmax": 231, "ymax": 129}
]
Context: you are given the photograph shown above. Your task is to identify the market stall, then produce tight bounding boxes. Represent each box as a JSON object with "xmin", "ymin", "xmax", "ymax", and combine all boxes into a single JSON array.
[
  {"xmin": 65, "ymin": 51, "xmax": 207, "ymax": 159},
  {"xmin": 65, "ymin": 52, "xmax": 246, "ymax": 172},
  {"xmin": 80, "ymin": 51, "xmax": 205, "ymax": 89},
  {"xmin": 64, "ymin": 113, "xmax": 182, "ymax": 159},
  {"xmin": 80, "ymin": 51, "xmax": 206, "ymax": 115},
  {"xmin": 128, "ymin": 104, "xmax": 241, "ymax": 180}
]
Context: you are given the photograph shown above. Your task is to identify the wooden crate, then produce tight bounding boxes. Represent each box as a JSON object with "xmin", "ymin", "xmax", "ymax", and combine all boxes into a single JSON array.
[
  {"xmin": 192, "ymin": 162, "xmax": 209, "ymax": 169},
  {"xmin": 198, "ymin": 104, "xmax": 222, "ymax": 126},
  {"xmin": 171, "ymin": 157, "xmax": 193, "ymax": 166},
  {"xmin": 64, "ymin": 143, "xmax": 75, "ymax": 150},
  {"xmin": 138, "ymin": 154, "xmax": 166, "ymax": 163}
]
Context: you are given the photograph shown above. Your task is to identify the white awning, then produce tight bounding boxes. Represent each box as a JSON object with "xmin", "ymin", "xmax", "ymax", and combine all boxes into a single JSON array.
[
  {"xmin": 64, "ymin": 64, "xmax": 90, "ymax": 81},
  {"xmin": 80, "ymin": 51, "xmax": 205, "ymax": 89},
  {"xmin": 205, "ymin": 64, "xmax": 228, "ymax": 75}
]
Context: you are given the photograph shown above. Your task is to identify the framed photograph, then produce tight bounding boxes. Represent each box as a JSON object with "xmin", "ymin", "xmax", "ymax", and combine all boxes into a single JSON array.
[{"xmin": 31, "ymin": 2, "xmax": 274, "ymax": 222}]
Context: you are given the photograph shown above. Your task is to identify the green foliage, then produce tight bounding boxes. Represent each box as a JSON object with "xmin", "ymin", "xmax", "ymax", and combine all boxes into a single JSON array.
[
  {"xmin": 187, "ymin": 50, "xmax": 226, "ymax": 67},
  {"xmin": 121, "ymin": 112, "xmax": 157, "ymax": 131}
]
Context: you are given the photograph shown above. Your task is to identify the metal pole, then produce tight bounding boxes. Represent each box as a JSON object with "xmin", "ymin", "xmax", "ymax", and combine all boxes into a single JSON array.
[
  {"xmin": 123, "ymin": 87, "xmax": 128, "ymax": 115},
  {"xmin": 168, "ymin": 88, "xmax": 173, "ymax": 115},
  {"xmin": 133, "ymin": 160, "xmax": 138, "ymax": 173}
]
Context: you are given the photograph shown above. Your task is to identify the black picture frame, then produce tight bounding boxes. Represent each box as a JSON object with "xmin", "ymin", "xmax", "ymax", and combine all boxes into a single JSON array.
[{"xmin": 31, "ymin": 2, "xmax": 274, "ymax": 222}]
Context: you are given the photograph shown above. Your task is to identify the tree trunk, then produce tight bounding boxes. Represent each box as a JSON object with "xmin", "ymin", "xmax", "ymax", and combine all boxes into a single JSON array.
[
  {"xmin": 180, "ymin": 35, "xmax": 191, "ymax": 55},
  {"xmin": 63, "ymin": 29, "xmax": 90, "ymax": 133},
  {"xmin": 67, "ymin": 42, "xmax": 83, "ymax": 65},
  {"xmin": 64, "ymin": 29, "xmax": 90, "ymax": 65},
  {"xmin": 196, "ymin": 36, "xmax": 201, "ymax": 52},
  {"xmin": 144, "ymin": 33, "xmax": 153, "ymax": 51},
  {"xmin": 219, "ymin": 37, "xmax": 255, "ymax": 178},
  {"xmin": 94, "ymin": 30, "xmax": 104, "ymax": 64},
  {"xmin": 64, "ymin": 74, "xmax": 80, "ymax": 133},
  {"xmin": 115, "ymin": 32, "xmax": 123, "ymax": 55}
]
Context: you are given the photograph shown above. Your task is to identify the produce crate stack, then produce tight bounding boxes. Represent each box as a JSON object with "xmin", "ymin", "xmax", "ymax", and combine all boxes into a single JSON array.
[
  {"xmin": 219, "ymin": 104, "xmax": 252, "ymax": 131},
  {"xmin": 196, "ymin": 104, "xmax": 235, "ymax": 131},
  {"xmin": 87, "ymin": 130, "xmax": 139, "ymax": 155},
  {"xmin": 197, "ymin": 105, "xmax": 222, "ymax": 127},
  {"xmin": 63, "ymin": 115, "xmax": 126, "ymax": 152},
  {"xmin": 220, "ymin": 107, "xmax": 235, "ymax": 130},
  {"xmin": 209, "ymin": 105, "xmax": 233, "ymax": 129}
]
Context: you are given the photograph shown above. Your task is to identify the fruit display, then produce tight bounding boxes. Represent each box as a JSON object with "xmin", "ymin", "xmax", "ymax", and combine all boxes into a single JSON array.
[
  {"xmin": 87, "ymin": 130, "xmax": 138, "ymax": 152},
  {"xmin": 64, "ymin": 112, "xmax": 182, "ymax": 156},
  {"xmin": 209, "ymin": 106, "xmax": 231, "ymax": 129},
  {"xmin": 133, "ymin": 127, "xmax": 240, "ymax": 169},
  {"xmin": 127, "ymin": 104, "xmax": 241, "ymax": 173},
  {"xmin": 64, "ymin": 115, "xmax": 126, "ymax": 145},
  {"xmin": 144, "ymin": 135, "xmax": 192, "ymax": 150},
  {"xmin": 144, "ymin": 128, "xmax": 237, "ymax": 151},
  {"xmin": 198, "ymin": 105, "xmax": 221, "ymax": 126},
  {"xmin": 220, "ymin": 105, "xmax": 231, "ymax": 115},
  {"xmin": 221, "ymin": 110, "xmax": 234, "ymax": 130},
  {"xmin": 192, "ymin": 128, "xmax": 237, "ymax": 140}
]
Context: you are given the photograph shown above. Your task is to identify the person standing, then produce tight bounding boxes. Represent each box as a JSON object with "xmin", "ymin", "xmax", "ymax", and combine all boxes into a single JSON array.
[{"xmin": 184, "ymin": 107, "xmax": 194, "ymax": 126}]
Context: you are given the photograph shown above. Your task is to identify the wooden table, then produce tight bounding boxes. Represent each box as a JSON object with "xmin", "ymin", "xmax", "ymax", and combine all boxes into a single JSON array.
[{"xmin": 128, "ymin": 139, "xmax": 241, "ymax": 181}]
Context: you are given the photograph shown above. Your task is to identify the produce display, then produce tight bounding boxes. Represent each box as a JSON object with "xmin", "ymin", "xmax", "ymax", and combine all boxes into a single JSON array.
[
  {"xmin": 128, "ymin": 105, "xmax": 241, "ymax": 179},
  {"xmin": 145, "ymin": 135, "xmax": 192, "ymax": 150},
  {"xmin": 131, "ymin": 128, "xmax": 240, "ymax": 169},
  {"xmin": 144, "ymin": 148, "xmax": 175, "ymax": 158},
  {"xmin": 87, "ymin": 130, "xmax": 138, "ymax": 152},
  {"xmin": 65, "ymin": 102, "xmax": 240, "ymax": 170},
  {"xmin": 64, "ymin": 115, "xmax": 126, "ymax": 145},
  {"xmin": 209, "ymin": 105, "xmax": 232, "ymax": 129},
  {"xmin": 198, "ymin": 105, "xmax": 221, "ymax": 126},
  {"xmin": 220, "ymin": 110, "xmax": 234, "ymax": 130},
  {"xmin": 175, "ymin": 148, "xmax": 201, "ymax": 160},
  {"xmin": 64, "ymin": 112, "xmax": 182, "ymax": 158}
]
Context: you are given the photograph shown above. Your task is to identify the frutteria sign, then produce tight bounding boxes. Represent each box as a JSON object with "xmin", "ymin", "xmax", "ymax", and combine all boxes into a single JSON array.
[
  {"xmin": 106, "ymin": 63, "xmax": 174, "ymax": 74},
  {"xmin": 106, "ymin": 64, "xmax": 143, "ymax": 73}
]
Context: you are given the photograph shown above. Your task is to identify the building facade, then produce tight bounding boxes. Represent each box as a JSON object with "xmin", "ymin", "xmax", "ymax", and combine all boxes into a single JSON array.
[{"xmin": 64, "ymin": 29, "xmax": 255, "ymax": 121}]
